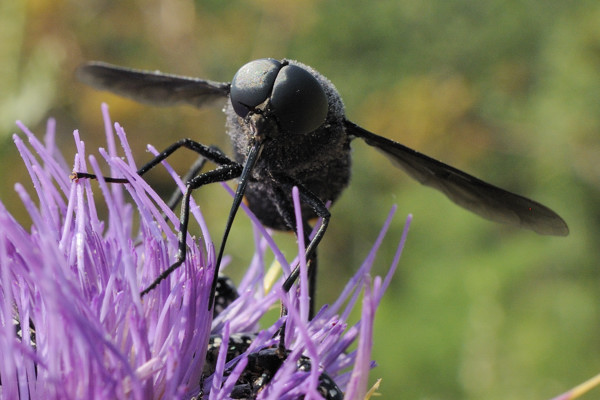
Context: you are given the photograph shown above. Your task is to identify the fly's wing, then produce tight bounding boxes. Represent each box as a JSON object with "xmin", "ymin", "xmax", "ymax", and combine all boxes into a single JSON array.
[
  {"xmin": 76, "ymin": 61, "xmax": 230, "ymax": 108},
  {"xmin": 345, "ymin": 120, "xmax": 569, "ymax": 236}
]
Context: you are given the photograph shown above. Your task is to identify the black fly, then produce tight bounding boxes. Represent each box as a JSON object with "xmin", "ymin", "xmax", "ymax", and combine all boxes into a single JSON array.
[{"xmin": 74, "ymin": 58, "xmax": 569, "ymax": 315}]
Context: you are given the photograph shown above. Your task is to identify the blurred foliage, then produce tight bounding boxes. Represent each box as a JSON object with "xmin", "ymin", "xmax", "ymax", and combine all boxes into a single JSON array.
[{"xmin": 1, "ymin": 0, "xmax": 600, "ymax": 398}]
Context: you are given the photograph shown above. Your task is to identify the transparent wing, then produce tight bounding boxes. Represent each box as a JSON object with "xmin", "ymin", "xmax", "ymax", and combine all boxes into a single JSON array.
[
  {"xmin": 77, "ymin": 61, "xmax": 230, "ymax": 108},
  {"xmin": 345, "ymin": 120, "xmax": 568, "ymax": 236}
]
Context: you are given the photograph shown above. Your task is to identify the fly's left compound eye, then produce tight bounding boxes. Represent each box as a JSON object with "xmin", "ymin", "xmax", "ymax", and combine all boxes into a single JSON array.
[
  {"xmin": 270, "ymin": 64, "xmax": 328, "ymax": 135},
  {"xmin": 230, "ymin": 58, "xmax": 282, "ymax": 118}
]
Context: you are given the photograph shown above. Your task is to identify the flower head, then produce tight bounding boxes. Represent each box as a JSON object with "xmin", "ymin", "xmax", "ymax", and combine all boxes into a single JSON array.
[{"xmin": 0, "ymin": 104, "xmax": 411, "ymax": 399}]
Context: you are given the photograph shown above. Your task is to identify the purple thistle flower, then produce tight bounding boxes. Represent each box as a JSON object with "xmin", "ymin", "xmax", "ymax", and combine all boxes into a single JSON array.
[{"xmin": 0, "ymin": 104, "xmax": 411, "ymax": 399}]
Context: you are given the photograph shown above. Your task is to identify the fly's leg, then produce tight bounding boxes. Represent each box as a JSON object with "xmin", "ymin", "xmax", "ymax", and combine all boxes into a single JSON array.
[
  {"xmin": 140, "ymin": 163, "xmax": 242, "ymax": 296},
  {"xmin": 72, "ymin": 138, "xmax": 235, "ymax": 183},
  {"xmin": 72, "ymin": 139, "xmax": 242, "ymax": 297}
]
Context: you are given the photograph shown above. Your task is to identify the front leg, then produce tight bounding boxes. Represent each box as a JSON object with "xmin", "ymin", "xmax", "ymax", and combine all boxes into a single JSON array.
[
  {"xmin": 140, "ymin": 163, "xmax": 243, "ymax": 296},
  {"xmin": 165, "ymin": 146, "xmax": 228, "ymax": 212},
  {"xmin": 71, "ymin": 138, "xmax": 235, "ymax": 183},
  {"xmin": 71, "ymin": 139, "xmax": 243, "ymax": 297}
]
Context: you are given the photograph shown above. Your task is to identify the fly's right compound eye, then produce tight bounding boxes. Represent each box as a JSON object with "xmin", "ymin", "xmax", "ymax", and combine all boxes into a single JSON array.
[
  {"xmin": 270, "ymin": 63, "xmax": 328, "ymax": 135},
  {"xmin": 230, "ymin": 58, "xmax": 282, "ymax": 118}
]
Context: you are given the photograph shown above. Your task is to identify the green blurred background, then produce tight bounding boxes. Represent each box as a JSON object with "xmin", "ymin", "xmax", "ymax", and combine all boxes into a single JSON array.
[{"xmin": 1, "ymin": 1, "xmax": 599, "ymax": 398}]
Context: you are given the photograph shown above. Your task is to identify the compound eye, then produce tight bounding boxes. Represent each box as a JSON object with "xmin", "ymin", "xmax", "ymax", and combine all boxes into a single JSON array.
[
  {"xmin": 270, "ymin": 64, "xmax": 328, "ymax": 135},
  {"xmin": 230, "ymin": 58, "xmax": 282, "ymax": 118}
]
